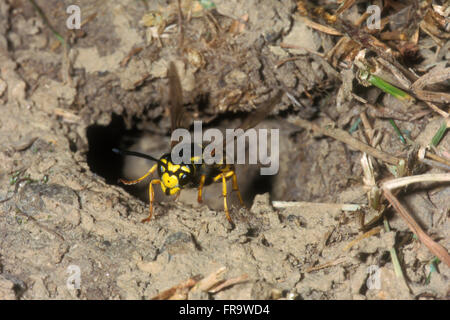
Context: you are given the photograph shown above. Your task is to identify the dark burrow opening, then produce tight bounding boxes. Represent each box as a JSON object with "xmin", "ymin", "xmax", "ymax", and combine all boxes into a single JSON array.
[
  {"xmin": 86, "ymin": 113, "xmax": 277, "ymax": 209},
  {"xmin": 86, "ymin": 113, "xmax": 130, "ymax": 185}
]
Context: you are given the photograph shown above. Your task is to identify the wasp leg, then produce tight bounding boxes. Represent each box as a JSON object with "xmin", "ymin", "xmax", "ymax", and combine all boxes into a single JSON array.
[
  {"xmin": 141, "ymin": 179, "xmax": 161, "ymax": 223},
  {"xmin": 221, "ymin": 173, "xmax": 232, "ymax": 223},
  {"xmin": 213, "ymin": 171, "xmax": 234, "ymax": 223},
  {"xmin": 213, "ymin": 170, "xmax": 234, "ymax": 182},
  {"xmin": 231, "ymin": 171, "xmax": 244, "ymax": 207},
  {"xmin": 119, "ymin": 164, "xmax": 157, "ymax": 185},
  {"xmin": 213, "ymin": 171, "xmax": 242, "ymax": 205},
  {"xmin": 197, "ymin": 174, "xmax": 206, "ymax": 203}
]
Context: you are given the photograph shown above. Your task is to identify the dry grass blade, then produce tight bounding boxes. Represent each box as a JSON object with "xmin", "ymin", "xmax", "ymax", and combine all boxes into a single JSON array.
[
  {"xmin": 54, "ymin": 108, "xmax": 81, "ymax": 123},
  {"xmin": 424, "ymin": 152, "xmax": 450, "ymax": 168},
  {"xmin": 343, "ymin": 227, "xmax": 382, "ymax": 251},
  {"xmin": 176, "ymin": 0, "xmax": 184, "ymax": 51},
  {"xmin": 414, "ymin": 89, "xmax": 450, "ymax": 104},
  {"xmin": 335, "ymin": 0, "xmax": 356, "ymax": 15},
  {"xmin": 376, "ymin": 57, "xmax": 413, "ymax": 90},
  {"xmin": 288, "ymin": 117, "xmax": 403, "ymax": 165},
  {"xmin": 151, "ymin": 276, "xmax": 199, "ymax": 300},
  {"xmin": 190, "ymin": 266, "xmax": 227, "ymax": 293},
  {"xmin": 208, "ymin": 274, "xmax": 249, "ymax": 294},
  {"xmin": 305, "ymin": 257, "xmax": 347, "ymax": 273},
  {"xmin": 383, "ymin": 189, "xmax": 450, "ymax": 267},
  {"xmin": 424, "ymin": 101, "xmax": 449, "ymax": 118},
  {"xmin": 418, "ymin": 147, "xmax": 450, "ymax": 169},
  {"xmin": 411, "ymin": 67, "xmax": 450, "ymax": 91},
  {"xmin": 419, "ymin": 158, "xmax": 450, "ymax": 171},
  {"xmin": 296, "ymin": 16, "xmax": 342, "ymax": 36},
  {"xmin": 150, "ymin": 267, "xmax": 250, "ymax": 299},
  {"xmin": 382, "ymin": 173, "xmax": 450, "ymax": 190},
  {"xmin": 360, "ymin": 111, "xmax": 374, "ymax": 144},
  {"xmin": 272, "ymin": 201, "xmax": 361, "ymax": 211}
]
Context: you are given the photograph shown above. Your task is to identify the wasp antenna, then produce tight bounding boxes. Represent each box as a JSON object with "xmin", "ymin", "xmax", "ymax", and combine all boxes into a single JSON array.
[{"xmin": 112, "ymin": 148, "xmax": 159, "ymax": 162}]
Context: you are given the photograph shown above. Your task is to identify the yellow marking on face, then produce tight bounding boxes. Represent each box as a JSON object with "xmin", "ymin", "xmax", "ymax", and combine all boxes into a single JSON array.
[
  {"xmin": 181, "ymin": 166, "xmax": 190, "ymax": 173},
  {"xmin": 162, "ymin": 172, "xmax": 179, "ymax": 188},
  {"xmin": 167, "ymin": 162, "xmax": 180, "ymax": 172},
  {"xmin": 160, "ymin": 182, "xmax": 180, "ymax": 195},
  {"xmin": 161, "ymin": 159, "xmax": 167, "ymax": 164}
]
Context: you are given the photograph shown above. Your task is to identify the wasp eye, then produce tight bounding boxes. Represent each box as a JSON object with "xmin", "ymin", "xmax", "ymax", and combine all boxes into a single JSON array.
[{"xmin": 179, "ymin": 173, "xmax": 189, "ymax": 185}]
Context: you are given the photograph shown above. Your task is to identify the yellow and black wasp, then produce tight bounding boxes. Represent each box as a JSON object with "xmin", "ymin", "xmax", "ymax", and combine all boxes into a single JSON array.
[{"xmin": 113, "ymin": 62, "xmax": 281, "ymax": 224}]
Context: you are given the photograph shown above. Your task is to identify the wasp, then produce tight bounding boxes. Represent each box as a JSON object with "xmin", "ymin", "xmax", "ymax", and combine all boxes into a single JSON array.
[{"xmin": 114, "ymin": 62, "xmax": 281, "ymax": 223}]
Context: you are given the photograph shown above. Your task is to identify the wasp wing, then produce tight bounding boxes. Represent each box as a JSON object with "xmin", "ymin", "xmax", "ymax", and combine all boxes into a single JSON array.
[
  {"xmin": 238, "ymin": 90, "xmax": 283, "ymax": 131},
  {"xmin": 205, "ymin": 90, "xmax": 283, "ymax": 164},
  {"xmin": 167, "ymin": 62, "xmax": 190, "ymax": 147}
]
